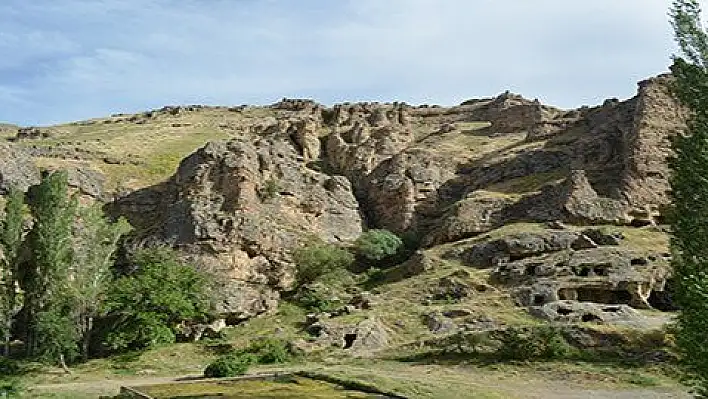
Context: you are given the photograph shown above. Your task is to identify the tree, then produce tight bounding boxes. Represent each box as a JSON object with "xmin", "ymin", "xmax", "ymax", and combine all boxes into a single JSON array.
[
  {"xmin": 68, "ymin": 205, "xmax": 131, "ymax": 361},
  {"xmin": 669, "ymin": 1, "xmax": 708, "ymax": 395},
  {"xmin": 292, "ymin": 242, "xmax": 354, "ymax": 286},
  {"xmin": 354, "ymin": 229, "xmax": 403, "ymax": 263},
  {"xmin": 103, "ymin": 247, "xmax": 209, "ymax": 351},
  {"xmin": 0, "ymin": 187, "xmax": 24, "ymax": 356},
  {"xmin": 21, "ymin": 170, "xmax": 77, "ymax": 362}
]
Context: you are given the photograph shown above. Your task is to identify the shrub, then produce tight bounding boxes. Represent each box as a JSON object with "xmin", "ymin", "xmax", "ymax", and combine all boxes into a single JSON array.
[
  {"xmin": 294, "ymin": 289, "xmax": 340, "ymax": 313},
  {"xmin": 293, "ymin": 243, "xmax": 354, "ymax": 286},
  {"xmin": 103, "ymin": 247, "xmax": 210, "ymax": 352},
  {"xmin": 260, "ymin": 178, "xmax": 281, "ymax": 200},
  {"xmin": 204, "ymin": 353, "xmax": 254, "ymax": 378},
  {"xmin": 494, "ymin": 326, "xmax": 572, "ymax": 361},
  {"xmin": 0, "ymin": 379, "xmax": 22, "ymax": 398},
  {"xmin": 354, "ymin": 230, "xmax": 403, "ymax": 262},
  {"xmin": 248, "ymin": 338, "xmax": 292, "ymax": 364},
  {"xmin": 0, "ymin": 357, "xmax": 20, "ymax": 375}
]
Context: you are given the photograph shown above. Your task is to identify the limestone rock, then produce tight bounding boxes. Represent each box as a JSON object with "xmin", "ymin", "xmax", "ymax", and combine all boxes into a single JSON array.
[
  {"xmin": 212, "ymin": 280, "xmax": 280, "ymax": 324},
  {"xmin": 621, "ymin": 75, "xmax": 687, "ymax": 210},
  {"xmin": 494, "ymin": 246, "xmax": 670, "ymax": 310},
  {"xmin": 113, "ymin": 136, "xmax": 363, "ymax": 320},
  {"xmin": 530, "ymin": 300, "xmax": 643, "ymax": 326},
  {"xmin": 0, "ymin": 143, "xmax": 39, "ymax": 193},
  {"xmin": 424, "ymin": 311, "xmax": 457, "ymax": 334},
  {"xmin": 305, "ymin": 317, "xmax": 390, "ymax": 353}
]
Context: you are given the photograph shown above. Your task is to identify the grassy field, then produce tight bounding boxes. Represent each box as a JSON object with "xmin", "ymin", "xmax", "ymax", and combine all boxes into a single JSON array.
[
  {"xmin": 10, "ymin": 231, "xmax": 686, "ymax": 398},
  {"xmin": 8, "ymin": 107, "xmax": 273, "ymax": 191}
]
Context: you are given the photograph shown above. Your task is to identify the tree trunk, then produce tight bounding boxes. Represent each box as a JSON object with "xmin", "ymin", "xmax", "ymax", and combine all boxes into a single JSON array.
[
  {"xmin": 81, "ymin": 317, "xmax": 93, "ymax": 362},
  {"xmin": 59, "ymin": 354, "xmax": 71, "ymax": 374}
]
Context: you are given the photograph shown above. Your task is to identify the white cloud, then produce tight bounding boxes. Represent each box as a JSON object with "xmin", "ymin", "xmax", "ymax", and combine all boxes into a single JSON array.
[{"xmin": 0, "ymin": 0, "xmax": 699, "ymax": 125}]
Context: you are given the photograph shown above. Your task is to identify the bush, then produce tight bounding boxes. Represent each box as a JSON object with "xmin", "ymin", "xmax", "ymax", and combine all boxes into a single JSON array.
[
  {"xmin": 204, "ymin": 353, "xmax": 254, "ymax": 378},
  {"xmin": 293, "ymin": 243, "xmax": 354, "ymax": 286},
  {"xmin": 259, "ymin": 178, "xmax": 281, "ymax": 200},
  {"xmin": 354, "ymin": 230, "xmax": 403, "ymax": 262},
  {"xmin": 103, "ymin": 247, "xmax": 210, "ymax": 352},
  {"xmin": 248, "ymin": 338, "xmax": 293, "ymax": 364},
  {"xmin": 294, "ymin": 289, "xmax": 340, "ymax": 312},
  {"xmin": 0, "ymin": 357, "xmax": 20, "ymax": 375},
  {"xmin": 494, "ymin": 326, "xmax": 572, "ymax": 361},
  {"xmin": 0, "ymin": 379, "xmax": 22, "ymax": 398},
  {"xmin": 203, "ymin": 338, "xmax": 294, "ymax": 378}
]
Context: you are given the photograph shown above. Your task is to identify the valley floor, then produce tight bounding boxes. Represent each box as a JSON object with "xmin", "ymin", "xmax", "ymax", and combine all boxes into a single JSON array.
[{"xmin": 21, "ymin": 357, "xmax": 690, "ymax": 399}]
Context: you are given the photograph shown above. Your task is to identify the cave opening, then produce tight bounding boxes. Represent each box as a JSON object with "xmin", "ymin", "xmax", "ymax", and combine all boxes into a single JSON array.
[
  {"xmin": 556, "ymin": 307, "xmax": 573, "ymax": 316},
  {"xmin": 532, "ymin": 294, "xmax": 545, "ymax": 306},
  {"xmin": 343, "ymin": 333, "xmax": 358, "ymax": 349},
  {"xmin": 576, "ymin": 288, "xmax": 632, "ymax": 305},
  {"xmin": 581, "ymin": 313, "xmax": 602, "ymax": 323}
]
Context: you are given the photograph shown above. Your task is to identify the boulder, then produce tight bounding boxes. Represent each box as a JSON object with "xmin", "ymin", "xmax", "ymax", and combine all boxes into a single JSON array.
[
  {"xmin": 0, "ymin": 143, "xmax": 39, "ymax": 193},
  {"xmin": 423, "ymin": 311, "xmax": 457, "ymax": 334}
]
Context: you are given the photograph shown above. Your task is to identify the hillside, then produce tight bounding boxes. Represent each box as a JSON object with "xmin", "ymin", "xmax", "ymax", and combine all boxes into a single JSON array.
[{"xmin": 0, "ymin": 74, "xmax": 691, "ymax": 398}]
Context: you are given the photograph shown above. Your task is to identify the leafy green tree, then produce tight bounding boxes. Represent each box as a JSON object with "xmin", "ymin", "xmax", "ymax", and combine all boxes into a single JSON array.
[
  {"xmin": 354, "ymin": 229, "xmax": 403, "ymax": 263},
  {"xmin": 669, "ymin": 1, "xmax": 708, "ymax": 395},
  {"xmin": 104, "ymin": 247, "xmax": 209, "ymax": 351},
  {"xmin": 21, "ymin": 171, "xmax": 77, "ymax": 361},
  {"xmin": 69, "ymin": 205, "xmax": 131, "ymax": 360},
  {"xmin": 0, "ymin": 187, "xmax": 24, "ymax": 356},
  {"xmin": 292, "ymin": 242, "xmax": 354, "ymax": 286}
]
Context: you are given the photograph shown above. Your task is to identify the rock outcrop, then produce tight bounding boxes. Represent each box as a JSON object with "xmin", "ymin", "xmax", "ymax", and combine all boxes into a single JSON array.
[
  {"xmin": 113, "ymin": 136, "xmax": 363, "ymax": 321},
  {"xmin": 620, "ymin": 75, "xmax": 687, "ymax": 211},
  {"xmin": 448, "ymin": 225, "xmax": 672, "ymax": 318},
  {"xmin": 0, "ymin": 143, "xmax": 40, "ymax": 193},
  {"xmin": 89, "ymin": 73, "xmax": 684, "ymax": 324}
]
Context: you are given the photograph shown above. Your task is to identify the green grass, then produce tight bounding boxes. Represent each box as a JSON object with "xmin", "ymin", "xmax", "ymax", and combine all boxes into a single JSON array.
[
  {"xmin": 19, "ymin": 107, "xmax": 254, "ymax": 191},
  {"xmin": 484, "ymin": 169, "xmax": 567, "ymax": 194},
  {"xmin": 140, "ymin": 375, "xmax": 385, "ymax": 399}
]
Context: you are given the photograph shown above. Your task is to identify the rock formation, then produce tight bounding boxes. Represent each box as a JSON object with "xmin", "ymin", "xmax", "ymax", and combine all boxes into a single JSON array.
[{"xmin": 1, "ymin": 73, "xmax": 686, "ymax": 327}]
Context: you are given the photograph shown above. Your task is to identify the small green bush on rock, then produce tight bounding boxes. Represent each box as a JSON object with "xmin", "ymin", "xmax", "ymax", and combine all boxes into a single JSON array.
[
  {"xmin": 354, "ymin": 229, "xmax": 403, "ymax": 262},
  {"xmin": 494, "ymin": 326, "xmax": 572, "ymax": 361},
  {"xmin": 293, "ymin": 243, "xmax": 354, "ymax": 286},
  {"xmin": 204, "ymin": 353, "xmax": 255, "ymax": 378},
  {"xmin": 249, "ymin": 338, "xmax": 292, "ymax": 364}
]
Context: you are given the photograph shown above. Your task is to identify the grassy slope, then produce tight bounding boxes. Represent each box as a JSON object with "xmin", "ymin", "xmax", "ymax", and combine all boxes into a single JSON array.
[
  {"xmin": 17, "ymin": 224, "xmax": 682, "ymax": 398},
  {"xmin": 1, "ymin": 108, "xmax": 683, "ymax": 397},
  {"xmin": 11, "ymin": 107, "xmax": 277, "ymax": 192}
]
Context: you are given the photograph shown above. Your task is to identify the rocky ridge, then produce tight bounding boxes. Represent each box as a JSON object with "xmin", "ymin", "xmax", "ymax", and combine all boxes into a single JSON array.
[{"xmin": 0, "ymin": 74, "xmax": 685, "ymax": 340}]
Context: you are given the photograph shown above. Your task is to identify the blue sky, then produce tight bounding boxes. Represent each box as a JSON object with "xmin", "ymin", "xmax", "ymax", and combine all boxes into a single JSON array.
[{"xmin": 0, "ymin": 0, "xmax": 694, "ymax": 126}]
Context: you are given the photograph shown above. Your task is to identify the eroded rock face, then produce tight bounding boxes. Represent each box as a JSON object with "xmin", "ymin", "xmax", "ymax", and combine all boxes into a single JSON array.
[
  {"xmin": 621, "ymin": 75, "xmax": 687, "ymax": 211},
  {"xmin": 424, "ymin": 170, "xmax": 629, "ymax": 246},
  {"xmin": 530, "ymin": 301, "xmax": 643, "ymax": 326},
  {"xmin": 103, "ymin": 74, "xmax": 684, "ymax": 324},
  {"xmin": 304, "ymin": 317, "xmax": 390, "ymax": 354},
  {"xmin": 0, "ymin": 143, "xmax": 39, "ymax": 193},
  {"xmin": 324, "ymin": 103, "xmax": 416, "ymax": 185},
  {"xmin": 114, "ymin": 137, "xmax": 363, "ymax": 320},
  {"xmin": 487, "ymin": 232, "xmax": 670, "ymax": 313}
]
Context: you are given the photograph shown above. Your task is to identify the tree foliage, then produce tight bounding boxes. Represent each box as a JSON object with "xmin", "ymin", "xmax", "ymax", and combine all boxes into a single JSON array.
[
  {"xmin": 669, "ymin": 1, "xmax": 708, "ymax": 396},
  {"xmin": 354, "ymin": 229, "xmax": 403, "ymax": 262},
  {"xmin": 22, "ymin": 170, "xmax": 77, "ymax": 359},
  {"xmin": 104, "ymin": 247, "xmax": 210, "ymax": 351},
  {"xmin": 292, "ymin": 242, "xmax": 354, "ymax": 286},
  {"xmin": 69, "ymin": 205, "xmax": 131, "ymax": 360},
  {"xmin": 0, "ymin": 187, "xmax": 24, "ymax": 356}
]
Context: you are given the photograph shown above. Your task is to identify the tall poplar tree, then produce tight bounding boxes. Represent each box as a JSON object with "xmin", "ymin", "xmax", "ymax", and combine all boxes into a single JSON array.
[
  {"xmin": 22, "ymin": 170, "xmax": 77, "ymax": 361},
  {"xmin": 669, "ymin": 1, "xmax": 708, "ymax": 396},
  {"xmin": 69, "ymin": 204, "xmax": 130, "ymax": 360},
  {"xmin": 0, "ymin": 187, "xmax": 24, "ymax": 356}
]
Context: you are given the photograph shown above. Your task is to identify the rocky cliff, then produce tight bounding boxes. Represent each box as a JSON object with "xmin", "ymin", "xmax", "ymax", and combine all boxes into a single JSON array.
[{"xmin": 0, "ymin": 74, "xmax": 685, "ymax": 328}]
